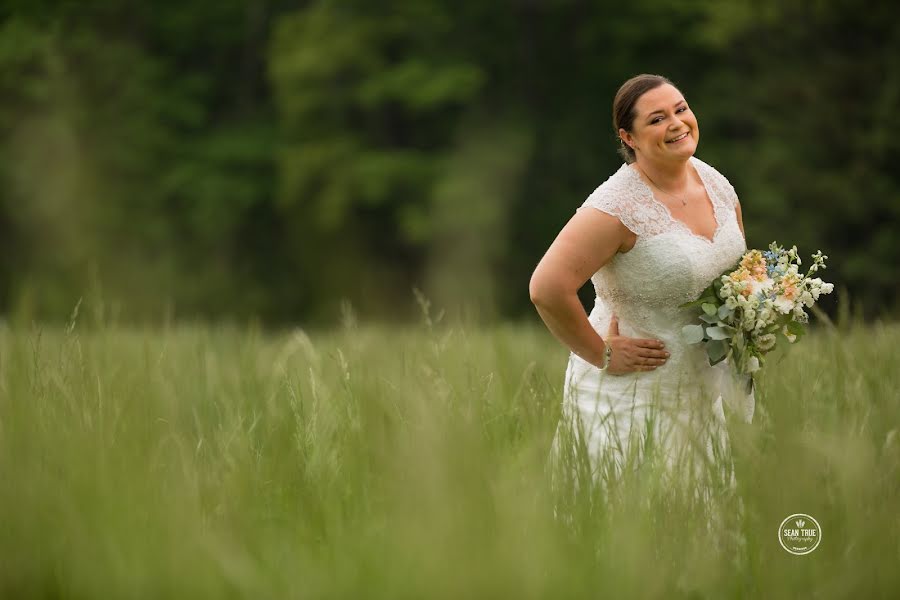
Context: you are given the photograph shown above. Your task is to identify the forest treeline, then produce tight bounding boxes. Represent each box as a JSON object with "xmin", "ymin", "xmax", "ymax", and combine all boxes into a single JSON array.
[{"xmin": 1, "ymin": 0, "xmax": 897, "ymax": 324}]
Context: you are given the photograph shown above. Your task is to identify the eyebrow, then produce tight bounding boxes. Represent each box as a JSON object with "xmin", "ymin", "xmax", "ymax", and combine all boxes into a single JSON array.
[{"xmin": 646, "ymin": 99, "xmax": 686, "ymax": 117}]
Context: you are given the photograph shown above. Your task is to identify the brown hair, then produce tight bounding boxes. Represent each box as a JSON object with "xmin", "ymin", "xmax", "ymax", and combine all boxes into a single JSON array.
[{"xmin": 612, "ymin": 74, "xmax": 676, "ymax": 163}]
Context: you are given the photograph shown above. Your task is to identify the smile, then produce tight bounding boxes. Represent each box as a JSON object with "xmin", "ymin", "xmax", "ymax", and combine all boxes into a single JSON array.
[{"xmin": 666, "ymin": 132, "xmax": 690, "ymax": 144}]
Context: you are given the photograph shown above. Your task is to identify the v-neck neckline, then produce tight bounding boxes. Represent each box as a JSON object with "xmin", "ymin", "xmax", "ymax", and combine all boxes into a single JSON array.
[{"xmin": 626, "ymin": 157, "xmax": 722, "ymax": 244}]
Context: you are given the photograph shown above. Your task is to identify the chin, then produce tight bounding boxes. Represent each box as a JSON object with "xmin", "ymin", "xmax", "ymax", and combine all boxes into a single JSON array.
[
  {"xmin": 671, "ymin": 139, "xmax": 697, "ymax": 158},
  {"xmin": 665, "ymin": 147, "xmax": 695, "ymax": 161}
]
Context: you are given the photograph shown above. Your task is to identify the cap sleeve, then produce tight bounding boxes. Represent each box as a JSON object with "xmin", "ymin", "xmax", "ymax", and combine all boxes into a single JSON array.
[
  {"xmin": 578, "ymin": 166, "xmax": 670, "ymax": 238},
  {"xmin": 717, "ymin": 171, "xmax": 740, "ymax": 208},
  {"xmin": 693, "ymin": 157, "xmax": 740, "ymax": 209}
]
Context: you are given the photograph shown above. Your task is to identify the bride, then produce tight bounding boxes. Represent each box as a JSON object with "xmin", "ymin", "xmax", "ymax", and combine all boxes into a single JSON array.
[{"xmin": 529, "ymin": 74, "xmax": 755, "ymax": 488}]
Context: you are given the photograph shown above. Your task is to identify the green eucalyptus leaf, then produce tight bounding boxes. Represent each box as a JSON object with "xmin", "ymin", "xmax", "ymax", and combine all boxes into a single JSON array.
[
  {"xmin": 706, "ymin": 339, "xmax": 729, "ymax": 364},
  {"xmin": 705, "ymin": 326, "xmax": 730, "ymax": 340},
  {"xmin": 700, "ymin": 313, "xmax": 720, "ymax": 324},
  {"xmin": 681, "ymin": 324, "xmax": 705, "ymax": 344},
  {"xmin": 702, "ymin": 303, "xmax": 718, "ymax": 317}
]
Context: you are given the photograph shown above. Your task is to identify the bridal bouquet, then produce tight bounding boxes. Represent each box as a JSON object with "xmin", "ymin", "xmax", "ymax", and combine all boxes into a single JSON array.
[{"xmin": 680, "ymin": 242, "xmax": 834, "ymax": 384}]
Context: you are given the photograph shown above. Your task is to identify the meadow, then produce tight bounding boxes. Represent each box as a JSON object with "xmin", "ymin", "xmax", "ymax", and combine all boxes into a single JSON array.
[{"xmin": 1, "ymin": 305, "xmax": 898, "ymax": 598}]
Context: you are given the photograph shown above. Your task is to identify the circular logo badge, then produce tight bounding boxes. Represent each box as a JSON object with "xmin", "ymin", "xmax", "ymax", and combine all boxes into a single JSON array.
[{"xmin": 778, "ymin": 513, "xmax": 822, "ymax": 555}]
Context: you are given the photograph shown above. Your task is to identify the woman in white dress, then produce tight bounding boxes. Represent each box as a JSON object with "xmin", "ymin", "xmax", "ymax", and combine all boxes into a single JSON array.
[{"xmin": 530, "ymin": 74, "xmax": 755, "ymax": 490}]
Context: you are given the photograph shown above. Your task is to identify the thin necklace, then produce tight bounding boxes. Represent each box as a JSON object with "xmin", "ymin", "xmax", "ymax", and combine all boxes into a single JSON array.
[{"xmin": 637, "ymin": 165, "xmax": 689, "ymax": 206}]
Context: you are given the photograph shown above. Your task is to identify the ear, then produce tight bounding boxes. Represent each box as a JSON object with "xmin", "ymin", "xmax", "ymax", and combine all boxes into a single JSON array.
[{"xmin": 618, "ymin": 128, "xmax": 635, "ymax": 150}]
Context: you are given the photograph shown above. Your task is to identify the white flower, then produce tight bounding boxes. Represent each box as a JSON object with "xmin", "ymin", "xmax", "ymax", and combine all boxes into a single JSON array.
[
  {"xmin": 747, "ymin": 356, "xmax": 760, "ymax": 373},
  {"xmin": 773, "ymin": 296, "xmax": 793, "ymax": 314},
  {"xmin": 749, "ymin": 278, "xmax": 774, "ymax": 296},
  {"xmin": 756, "ymin": 333, "xmax": 777, "ymax": 352},
  {"xmin": 725, "ymin": 296, "xmax": 739, "ymax": 310},
  {"xmin": 800, "ymin": 290, "xmax": 814, "ymax": 307}
]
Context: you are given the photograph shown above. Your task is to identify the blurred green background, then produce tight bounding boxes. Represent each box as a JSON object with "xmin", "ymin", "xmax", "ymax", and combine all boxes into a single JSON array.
[{"xmin": 1, "ymin": 0, "xmax": 898, "ymax": 325}]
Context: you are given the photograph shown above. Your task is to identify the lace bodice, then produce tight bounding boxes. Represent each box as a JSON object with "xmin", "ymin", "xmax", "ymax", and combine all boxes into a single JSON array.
[
  {"xmin": 575, "ymin": 156, "xmax": 749, "ymax": 402},
  {"xmin": 557, "ymin": 156, "xmax": 754, "ymax": 476}
]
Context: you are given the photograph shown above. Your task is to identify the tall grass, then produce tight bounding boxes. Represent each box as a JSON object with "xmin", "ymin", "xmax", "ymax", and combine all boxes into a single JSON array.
[{"xmin": 1, "ymin": 310, "xmax": 898, "ymax": 597}]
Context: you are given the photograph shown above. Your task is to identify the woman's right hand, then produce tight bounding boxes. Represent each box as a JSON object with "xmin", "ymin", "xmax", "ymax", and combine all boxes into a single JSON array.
[{"xmin": 603, "ymin": 315, "xmax": 670, "ymax": 374}]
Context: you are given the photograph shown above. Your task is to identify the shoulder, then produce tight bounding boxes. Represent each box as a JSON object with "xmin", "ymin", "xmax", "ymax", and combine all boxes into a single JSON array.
[
  {"xmin": 578, "ymin": 162, "xmax": 669, "ymax": 238},
  {"xmin": 691, "ymin": 155, "xmax": 735, "ymax": 189},
  {"xmin": 580, "ymin": 163, "xmax": 638, "ymax": 213},
  {"xmin": 691, "ymin": 156, "xmax": 740, "ymax": 207},
  {"xmin": 583, "ymin": 163, "xmax": 632, "ymax": 200}
]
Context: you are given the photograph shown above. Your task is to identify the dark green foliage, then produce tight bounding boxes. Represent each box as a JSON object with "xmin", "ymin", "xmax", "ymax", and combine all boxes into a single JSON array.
[{"xmin": 0, "ymin": 0, "xmax": 897, "ymax": 323}]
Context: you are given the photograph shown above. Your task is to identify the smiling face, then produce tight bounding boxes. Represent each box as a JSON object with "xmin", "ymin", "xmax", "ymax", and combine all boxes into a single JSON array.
[{"xmin": 618, "ymin": 83, "xmax": 699, "ymax": 164}]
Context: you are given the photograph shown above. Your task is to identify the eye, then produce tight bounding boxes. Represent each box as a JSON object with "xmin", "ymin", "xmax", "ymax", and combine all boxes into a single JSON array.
[
  {"xmin": 677, "ymin": 106, "xmax": 688, "ymax": 113},
  {"xmin": 651, "ymin": 116, "xmax": 664, "ymax": 124}
]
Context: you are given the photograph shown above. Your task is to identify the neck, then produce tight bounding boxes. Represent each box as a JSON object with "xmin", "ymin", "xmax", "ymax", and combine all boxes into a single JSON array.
[{"xmin": 634, "ymin": 157, "xmax": 692, "ymax": 191}]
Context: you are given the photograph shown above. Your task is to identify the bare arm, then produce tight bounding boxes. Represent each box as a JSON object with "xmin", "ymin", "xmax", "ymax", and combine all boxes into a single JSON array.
[{"xmin": 529, "ymin": 208, "xmax": 668, "ymax": 371}]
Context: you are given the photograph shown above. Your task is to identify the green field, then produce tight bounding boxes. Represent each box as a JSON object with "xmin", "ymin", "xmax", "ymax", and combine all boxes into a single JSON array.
[{"xmin": 1, "ymin": 313, "xmax": 898, "ymax": 598}]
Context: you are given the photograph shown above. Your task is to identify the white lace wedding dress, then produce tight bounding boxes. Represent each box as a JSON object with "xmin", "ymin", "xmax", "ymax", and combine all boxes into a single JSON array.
[{"xmin": 552, "ymin": 155, "xmax": 755, "ymax": 487}]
